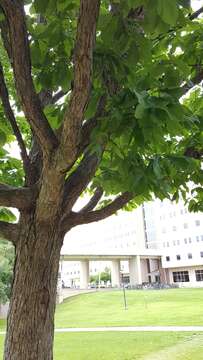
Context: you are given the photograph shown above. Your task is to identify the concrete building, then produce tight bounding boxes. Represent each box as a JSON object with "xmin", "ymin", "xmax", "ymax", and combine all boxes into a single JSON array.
[
  {"xmin": 144, "ymin": 199, "xmax": 203, "ymax": 287},
  {"xmin": 60, "ymin": 207, "xmax": 162, "ymax": 288},
  {"xmin": 60, "ymin": 198, "xmax": 203, "ymax": 289}
]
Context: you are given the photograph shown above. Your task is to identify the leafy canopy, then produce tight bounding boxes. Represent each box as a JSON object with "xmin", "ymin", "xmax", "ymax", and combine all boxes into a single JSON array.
[{"xmin": 0, "ymin": 0, "xmax": 203, "ymax": 221}]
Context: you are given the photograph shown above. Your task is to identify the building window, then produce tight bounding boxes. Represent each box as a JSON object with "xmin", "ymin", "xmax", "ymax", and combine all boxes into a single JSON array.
[
  {"xmin": 172, "ymin": 226, "xmax": 177, "ymax": 231},
  {"xmin": 195, "ymin": 270, "xmax": 203, "ymax": 282},
  {"xmin": 183, "ymin": 223, "xmax": 188, "ymax": 229},
  {"xmin": 173, "ymin": 240, "xmax": 176, "ymax": 246},
  {"xmin": 162, "ymin": 228, "xmax": 166, "ymax": 234},
  {"xmin": 166, "ymin": 256, "xmax": 170, "ymax": 261},
  {"xmin": 167, "ymin": 242, "xmax": 170, "ymax": 247},
  {"xmin": 176, "ymin": 255, "xmax": 181, "ymax": 260},
  {"xmin": 188, "ymin": 253, "xmax": 192, "ymax": 259},
  {"xmin": 201, "ymin": 235, "xmax": 203, "ymax": 241},
  {"xmin": 184, "ymin": 238, "xmax": 187, "ymax": 244},
  {"xmin": 180, "ymin": 209, "xmax": 184, "ymax": 215},
  {"xmin": 177, "ymin": 240, "xmax": 180, "ymax": 245},
  {"xmin": 200, "ymin": 252, "xmax": 203, "ymax": 258},
  {"xmin": 188, "ymin": 237, "xmax": 192, "ymax": 243},
  {"xmin": 173, "ymin": 271, "xmax": 189, "ymax": 282},
  {"xmin": 196, "ymin": 236, "xmax": 200, "ymax": 242},
  {"xmin": 195, "ymin": 220, "xmax": 200, "ymax": 226}
]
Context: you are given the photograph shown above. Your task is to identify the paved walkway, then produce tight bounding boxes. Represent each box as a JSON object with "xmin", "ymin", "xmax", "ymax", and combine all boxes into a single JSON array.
[
  {"xmin": 61, "ymin": 289, "xmax": 96, "ymax": 299},
  {"xmin": 1, "ymin": 326, "xmax": 203, "ymax": 335}
]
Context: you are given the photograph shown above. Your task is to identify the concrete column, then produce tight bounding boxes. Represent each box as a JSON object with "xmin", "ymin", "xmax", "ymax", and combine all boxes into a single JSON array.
[
  {"xmin": 111, "ymin": 260, "xmax": 120, "ymax": 287},
  {"xmin": 80, "ymin": 260, "xmax": 89, "ymax": 289},
  {"xmin": 129, "ymin": 255, "xmax": 142, "ymax": 286}
]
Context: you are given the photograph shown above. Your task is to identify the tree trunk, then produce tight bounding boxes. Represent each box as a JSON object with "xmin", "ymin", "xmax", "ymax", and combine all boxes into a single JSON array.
[{"xmin": 4, "ymin": 213, "xmax": 64, "ymax": 360}]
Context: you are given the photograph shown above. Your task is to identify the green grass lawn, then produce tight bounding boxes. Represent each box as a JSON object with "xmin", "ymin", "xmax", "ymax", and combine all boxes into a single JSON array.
[
  {"xmin": 0, "ymin": 320, "xmax": 5, "ymax": 331},
  {"xmin": 1, "ymin": 288, "xmax": 203, "ymax": 359},
  {"xmin": 0, "ymin": 332, "xmax": 203, "ymax": 359},
  {"xmin": 55, "ymin": 288, "xmax": 203, "ymax": 328}
]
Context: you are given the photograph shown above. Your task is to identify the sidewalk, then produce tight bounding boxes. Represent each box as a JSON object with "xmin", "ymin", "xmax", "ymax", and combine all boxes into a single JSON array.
[{"xmin": 1, "ymin": 326, "xmax": 203, "ymax": 335}]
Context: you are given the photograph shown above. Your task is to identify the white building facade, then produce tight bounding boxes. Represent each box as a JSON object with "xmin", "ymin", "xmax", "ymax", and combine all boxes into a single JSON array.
[
  {"xmin": 60, "ymin": 198, "xmax": 203, "ymax": 289},
  {"xmin": 60, "ymin": 207, "xmax": 162, "ymax": 288},
  {"xmin": 144, "ymin": 199, "xmax": 203, "ymax": 287}
]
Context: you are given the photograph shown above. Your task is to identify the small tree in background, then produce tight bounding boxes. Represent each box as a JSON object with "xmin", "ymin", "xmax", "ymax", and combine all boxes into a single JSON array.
[
  {"xmin": 0, "ymin": 239, "xmax": 14, "ymax": 305},
  {"xmin": 0, "ymin": 1, "xmax": 202, "ymax": 359}
]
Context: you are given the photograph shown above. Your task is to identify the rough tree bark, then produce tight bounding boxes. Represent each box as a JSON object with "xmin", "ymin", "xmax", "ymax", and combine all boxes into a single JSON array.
[
  {"xmin": 5, "ymin": 0, "xmax": 203, "ymax": 360},
  {"xmin": 4, "ymin": 213, "xmax": 64, "ymax": 360},
  {"xmin": 1, "ymin": 1, "xmax": 201, "ymax": 359},
  {"xmin": 0, "ymin": 2, "xmax": 135, "ymax": 358}
]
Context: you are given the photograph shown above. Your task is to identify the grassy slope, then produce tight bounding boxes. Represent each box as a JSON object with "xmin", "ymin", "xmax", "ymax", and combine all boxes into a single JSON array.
[
  {"xmin": 1, "ymin": 289, "xmax": 203, "ymax": 359},
  {"xmin": 55, "ymin": 288, "xmax": 203, "ymax": 328}
]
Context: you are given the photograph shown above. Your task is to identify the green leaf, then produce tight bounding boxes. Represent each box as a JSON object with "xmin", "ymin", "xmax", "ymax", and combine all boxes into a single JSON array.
[
  {"xmin": 135, "ymin": 103, "xmax": 147, "ymax": 119},
  {"xmin": 34, "ymin": 0, "xmax": 49, "ymax": 14},
  {"xmin": 0, "ymin": 208, "xmax": 16, "ymax": 222},
  {"xmin": 157, "ymin": 0, "xmax": 179, "ymax": 26}
]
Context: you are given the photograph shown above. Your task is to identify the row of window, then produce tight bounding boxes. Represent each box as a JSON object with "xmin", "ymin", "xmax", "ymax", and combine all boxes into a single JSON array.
[
  {"xmin": 160, "ymin": 208, "xmax": 188, "ymax": 219},
  {"xmin": 67, "ymin": 268, "xmax": 99, "ymax": 275},
  {"xmin": 163, "ymin": 235, "xmax": 203, "ymax": 248},
  {"xmin": 162, "ymin": 220, "xmax": 200, "ymax": 233},
  {"xmin": 173, "ymin": 270, "xmax": 203, "ymax": 282},
  {"xmin": 166, "ymin": 252, "xmax": 203, "ymax": 262}
]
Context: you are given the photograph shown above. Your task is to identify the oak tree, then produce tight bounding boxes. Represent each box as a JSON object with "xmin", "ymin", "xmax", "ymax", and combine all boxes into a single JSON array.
[{"xmin": 0, "ymin": 0, "xmax": 202, "ymax": 359}]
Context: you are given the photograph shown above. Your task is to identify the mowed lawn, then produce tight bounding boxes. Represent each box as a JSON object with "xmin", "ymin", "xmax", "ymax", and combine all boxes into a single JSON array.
[
  {"xmin": 55, "ymin": 288, "xmax": 203, "ymax": 328},
  {"xmin": 0, "ymin": 288, "xmax": 203, "ymax": 359}
]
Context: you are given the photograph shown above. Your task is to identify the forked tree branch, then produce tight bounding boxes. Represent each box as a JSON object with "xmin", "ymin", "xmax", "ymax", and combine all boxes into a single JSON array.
[
  {"xmin": 63, "ymin": 94, "xmax": 107, "ymax": 174},
  {"xmin": 59, "ymin": 0, "xmax": 100, "ymax": 169},
  {"xmin": 62, "ymin": 153, "xmax": 101, "ymax": 216},
  {"xmin": 79, "ymin": 187, "xmax": 103, "ymax": 213},
  {"xmin": 78, "ymin": 95, "xmax": 107, "ymax": 155},
  {"xmin": 0, "ymin": 183, "xmax": 37, "ymax": 209},
  {"xmin": 0, "ymin": 63, "xmax": 30, "ymax": 175},
  {"xmin": 62, "ymin": 192, "xmax": 133, "ymax": 230},
  {"xmin": 0, "ymin": 220, "xmax": 18, "ymax": 245},
  {"xmin": 0, "ymin": 1, "xmax": 58, "ymax": 155}
]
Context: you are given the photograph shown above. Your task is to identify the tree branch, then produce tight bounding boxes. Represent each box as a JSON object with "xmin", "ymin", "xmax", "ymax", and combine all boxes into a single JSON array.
[
  {"xmin": 52, "ymin": 90, "xmax": 67, "ymax": 104},
  {"xmin": 0, "ymin": 1, "xmax": 58, "ymax": 155},
  {"xmin": 62, "ymin": 192, "xmax": 133, "ymax": 230},
  {"xmin": 0, "ymin": 220, "xmax": 18, "ymax": 245},
  {"xmin": 62, "ymin": 153, "xmax": 101, "ymax": 216},
  {"xmin": 0, "ymin": 19, "xmax": 12, "ymax": 60},
  {"xmin": 0, "ymin": 183, "xmax": 37, "ymax": 209},
  {"xmin": 184, "ymin": 147, "xmax": 203, "ymax": 160},
  {"xmin": 59, "ymin": 0, "xmax": 100, "ymax": 169},
  {"xmin": 78, "ymin": 94, "xmax": 107, "ymax": 156},
  {"xmin": 0, "ymin": 63, "xmax": 30, "ymax": 176},
  {"xmin": 79, "ymin": 186, "xmax": 103, "ymax": 213},
  {"xmin": 190, "ymin": 6, "xmax": 203, "ymax": 20},
  {"xmin": 182, "ymin": 68, "xmax": 203, "ymax": 94}
]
